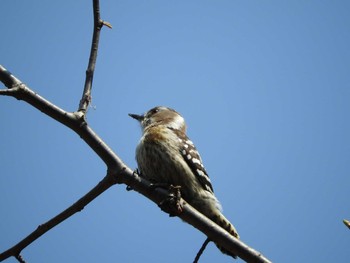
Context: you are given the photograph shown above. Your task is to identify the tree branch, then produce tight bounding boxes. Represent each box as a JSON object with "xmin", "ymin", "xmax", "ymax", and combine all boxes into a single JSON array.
[
  {"xmin": 0, "ymin": 65, "xmax": 122, "ymax": 168},
  {"xmin": 0, "ymin": 173, "xmax": 117, "ymax": 261},
  {"xmin": 0, "ymin": 1, "xmax": 271, "ymax": 262},
  {"xmin": 78, "ymin": 0, "xmax": 111, "ymax": 113},
  {"xmin": 0, "ymin": 68, "xmax": 272, "ymax": 262}
]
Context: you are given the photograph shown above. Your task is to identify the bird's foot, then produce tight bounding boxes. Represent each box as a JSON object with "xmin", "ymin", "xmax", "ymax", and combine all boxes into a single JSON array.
[
  {"xmin": 126, "ymin": 168, "xmax": 142, "ymax": 191},
  {"xmin": 150, "ymin": 183, "xmax": 183, "ymax": 216}
]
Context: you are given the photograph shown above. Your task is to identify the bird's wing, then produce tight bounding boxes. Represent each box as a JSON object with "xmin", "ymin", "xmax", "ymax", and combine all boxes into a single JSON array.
[{"xmin": 170, "ymin": 128, "xmax": 214, "ymax": 193}]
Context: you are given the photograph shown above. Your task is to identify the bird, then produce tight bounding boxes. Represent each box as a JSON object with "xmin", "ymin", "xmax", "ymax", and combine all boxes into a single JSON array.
[{"xmin": 129, "ymin": 106, "xmax": 239, "ymax": 258}]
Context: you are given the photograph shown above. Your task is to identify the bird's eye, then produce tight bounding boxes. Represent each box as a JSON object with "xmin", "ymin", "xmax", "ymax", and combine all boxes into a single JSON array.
[{"xmin": 151, "ymin": 108, "xmax": 159, "ymax": 114}]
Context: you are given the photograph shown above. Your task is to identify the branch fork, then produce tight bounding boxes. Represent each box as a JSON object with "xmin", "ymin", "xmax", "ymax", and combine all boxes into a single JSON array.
[{"xmin": 0, "ymin": 1, "xmax": 271, "ymax": 263}]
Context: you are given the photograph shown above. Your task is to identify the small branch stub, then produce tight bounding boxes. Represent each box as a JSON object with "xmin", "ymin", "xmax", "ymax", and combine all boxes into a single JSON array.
[
  {"xmin": 15, "ymin": 254, "xmax": 26, "ymax": 263},
  {"xmin": 101, "ymin": 20, "xmax": 112, "ymax": 29}
]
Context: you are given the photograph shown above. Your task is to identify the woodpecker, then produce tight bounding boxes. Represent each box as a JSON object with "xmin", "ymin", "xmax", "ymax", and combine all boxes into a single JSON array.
[{"xmin": 129, "ymin": 106, "xmax": 239, "ymax": 258}]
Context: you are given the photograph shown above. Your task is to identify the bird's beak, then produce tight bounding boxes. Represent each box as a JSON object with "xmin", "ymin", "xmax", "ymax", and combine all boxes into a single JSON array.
[{"xmin": 128, "ymin": 113, "xmax": 144, "ymax": 122}]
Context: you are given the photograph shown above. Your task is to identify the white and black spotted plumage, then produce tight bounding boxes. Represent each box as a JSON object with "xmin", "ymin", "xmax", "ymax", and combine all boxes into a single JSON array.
[
  {"xmin": 171, "ymin": 128, "xmax": 214, "ymax": 193},
  {"xmin": 129, "ymin": 106, "xmax": 239, "ymax": 258}
]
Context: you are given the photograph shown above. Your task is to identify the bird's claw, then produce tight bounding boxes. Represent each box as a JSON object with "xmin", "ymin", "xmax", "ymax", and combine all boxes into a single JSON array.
[
  {"xmin": 133, "ymin": 168, "xmax": 141, "ymax": 176},
  {"xmin": 127, "ymin": 168, "xmax": 144, "ymax": 191},
  {"xmin": 158, "ymin": 185, "xmax": 183, "ymax": 216}
]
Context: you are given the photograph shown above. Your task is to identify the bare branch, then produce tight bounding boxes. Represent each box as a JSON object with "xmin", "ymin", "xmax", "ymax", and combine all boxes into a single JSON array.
[
  {"xmin": 14, "ymin": 254, "xmax": 25, "ymax": 263},
  {"xmin": 0, "ymin": 1, "xmax": 271, "ymax": 262},
  {"xmin": 0, "ymin": 49, "xmax": 272, "ymax": 263},
  {"xmin": 78, "ymin": 0, "xmax": 112, "ymax": 113},
  {"xmin": 193, "ymin": 238, "xmax": 211, "ymax": 263},
  {"xmin": 0, "ymin": 65, "xmax": 22, "ymax": 89},
  {"xmin": 0, "ymin": 88, "xmax": 18, "ymax": 96},
  {"xmin": 102, "ymin": 20, "xmax": 113, "ymax": 29},
  {"xmin": 0, "ymin": 65, "xmax": 123, "ymax": 168},
  {"xmin": 117, "ymin": 169, "xmax": 272, "ymax": 263},
  {"xmin": 0, "ymin": 82, "xmax": 271, "ymax": 261},
  {"xmin": 0, "ymin": 173, "xmax": 117, "ymax": 262}
]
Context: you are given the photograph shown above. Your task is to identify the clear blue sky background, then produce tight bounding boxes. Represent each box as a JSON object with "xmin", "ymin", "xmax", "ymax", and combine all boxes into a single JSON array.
[{"xmin": 1, "ymin": 1, "xmax": 349, "ymax": 262}]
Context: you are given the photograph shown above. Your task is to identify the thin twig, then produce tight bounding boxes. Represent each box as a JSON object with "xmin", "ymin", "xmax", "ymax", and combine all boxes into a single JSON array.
[
  {"xmin": 102, "ymin": 20, "xmax": 112, "ymax": 28},
  {"xmin": 0, "ymin": 65, "xmax": 22, "ymax": 89},
  {"xmin": 78, "ymin": 0, "xmax": 112, "ymax": 113},
  {"xmin": 193, "ymin": 238, "xmax": 211, "ymax": 263},
  {"xmin": 0, "ymin": 88, "xmax": 17, "ymax": 95},
  {"xmin": 0, "ymin": 70, "xmax": 122, "ymax": 168},
  {"xmin": 14, "ymin": 254, "xmax": 25, "ymax": 263},
  {"xmin": 0, "ymin": 174, "xmax": 117, "ymax": 262}
]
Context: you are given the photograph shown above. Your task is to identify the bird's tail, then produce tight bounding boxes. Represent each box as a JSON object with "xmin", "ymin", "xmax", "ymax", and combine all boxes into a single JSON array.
[{"xmin": 210, "ymin": 212, "xmax": 239, "ymax": 258}]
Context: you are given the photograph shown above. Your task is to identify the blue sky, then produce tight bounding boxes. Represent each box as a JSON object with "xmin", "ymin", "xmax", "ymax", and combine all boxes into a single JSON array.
[{"xmin": 1, "ymin": 1, "xmax": 349, "ymax": 262}]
